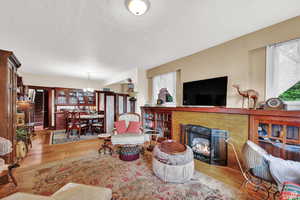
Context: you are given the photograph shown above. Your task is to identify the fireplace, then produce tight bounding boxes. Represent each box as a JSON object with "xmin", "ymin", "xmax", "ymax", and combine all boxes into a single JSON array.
[{"xmin": 180, "ymin": 124, "xmax": 228, "ymax": 166}]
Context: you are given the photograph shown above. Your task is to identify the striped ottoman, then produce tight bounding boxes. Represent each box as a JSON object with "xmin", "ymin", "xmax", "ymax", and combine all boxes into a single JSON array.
[{"xmin": 119, "ymin": 145, "xmax": 140, "ymax": 161}]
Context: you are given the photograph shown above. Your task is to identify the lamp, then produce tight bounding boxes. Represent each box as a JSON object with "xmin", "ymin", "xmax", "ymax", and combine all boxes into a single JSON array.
[
  {"xmin": 17, "ymin": 100, "xmax": 31, "ymax": 111},
  {"xmin": 84, "ymin": 72, "xmax": 94, "ymax": 93},
  {"xmin": 0, "ymin": 137, "xmax": 12, "ymax": 170},
  {"xmin": 0, "ymin": 137, "xmax": 12, "ymax": 156},
  {"xmin": 129, "ymin": 91, "xmax": 138, "ymax": 101},
  {"xmin": 126, "ymin": 0, "xmax": 150, "ymax": 16}
]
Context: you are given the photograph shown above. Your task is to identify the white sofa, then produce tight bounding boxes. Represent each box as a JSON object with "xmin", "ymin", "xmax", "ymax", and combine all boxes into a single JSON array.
[{"xmin": 2, "ymin": 183, "xmax": 112, "ymax": 200}]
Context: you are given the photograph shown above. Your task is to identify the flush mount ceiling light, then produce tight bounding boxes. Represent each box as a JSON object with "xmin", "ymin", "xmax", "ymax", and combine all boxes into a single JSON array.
[{"xmin": 125, "ymin": 0, "xmax": 150, "ymax": 16}]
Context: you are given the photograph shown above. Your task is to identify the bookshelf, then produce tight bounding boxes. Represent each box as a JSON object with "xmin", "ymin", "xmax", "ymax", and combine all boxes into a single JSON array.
[
  {"xmin": 142, "ymin": 107, "xmax": 172, "ymax": 139},
  {"xmin": 250, "ymin": 115, "xmax": 300, "ymax": 161}
]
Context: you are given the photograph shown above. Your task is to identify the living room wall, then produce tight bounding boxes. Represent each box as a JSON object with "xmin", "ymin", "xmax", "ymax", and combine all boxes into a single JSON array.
[
  {"xmin": 22, "ymin": 73, "xmax": 104, "ymax": 90},
  {"xmin": 147, "ymin": 16, "xmax": 300, "ymax": 108},
  {"xmin": 104, "ymin": 68, "xmax": 148, "ymax": 114}
]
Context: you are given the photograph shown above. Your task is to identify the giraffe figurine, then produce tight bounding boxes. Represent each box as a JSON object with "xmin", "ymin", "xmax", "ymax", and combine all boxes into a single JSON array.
[{"xmin": 232, "ymin": 85, "xmax": 259, "ymax": 109}]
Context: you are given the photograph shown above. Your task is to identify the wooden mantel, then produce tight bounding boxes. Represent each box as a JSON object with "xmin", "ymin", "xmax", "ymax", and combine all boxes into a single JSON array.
[{"xmin": 141, "ymin": 106, "xmax": 300, "ymax": 118}]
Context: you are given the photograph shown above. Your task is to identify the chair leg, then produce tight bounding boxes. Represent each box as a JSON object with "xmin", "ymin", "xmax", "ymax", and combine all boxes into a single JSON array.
[
  {"xmin": 67, "ymin": 129, "xmax": 70, "ymax": 138},
  {"xmin": 8, "ymin": 164, "xmax": 19, "ymax": 186}
]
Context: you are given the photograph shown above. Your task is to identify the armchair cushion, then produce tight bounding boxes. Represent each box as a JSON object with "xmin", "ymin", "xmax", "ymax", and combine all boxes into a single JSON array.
[
  {"xmin": 126, "ymin": 121, "xmax": 141, "ymax": 134},
  {"xmin": 111, "ymin": 134, "xmax": 145, "ymax": 145},
  {"xmin": 114, "ymin": 120, "xmax": 127, "ymax": 134}
]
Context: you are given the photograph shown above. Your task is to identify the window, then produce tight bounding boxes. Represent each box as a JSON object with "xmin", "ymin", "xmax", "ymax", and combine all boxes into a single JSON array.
[
  {"xmin": 152, "ymin": 72, "xmax": 176, "ymax": 105},
  {"xmin": 266, "ymin": 38, "xmax": 300, "ymax": 109}
]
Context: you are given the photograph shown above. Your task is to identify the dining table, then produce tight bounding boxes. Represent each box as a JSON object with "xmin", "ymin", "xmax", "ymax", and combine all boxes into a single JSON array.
[
  {"xmin": 79, "ymin": 114, "xmax": 105, "ymax": 120},
  {"xmin": 67, "ymin": 113, "xmax": 105, "ymax": 134}
]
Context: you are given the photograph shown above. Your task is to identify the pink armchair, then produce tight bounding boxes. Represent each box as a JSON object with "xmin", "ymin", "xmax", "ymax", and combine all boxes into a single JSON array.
[{"xmin": 111, "ymin": 113, "xmax": 149, "ymax": 145}]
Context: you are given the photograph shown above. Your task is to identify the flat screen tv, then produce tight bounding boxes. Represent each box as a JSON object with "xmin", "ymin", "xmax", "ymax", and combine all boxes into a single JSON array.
[{"xmin": 183, "ymin": 76, "xmax": 228, "ymax": 106}]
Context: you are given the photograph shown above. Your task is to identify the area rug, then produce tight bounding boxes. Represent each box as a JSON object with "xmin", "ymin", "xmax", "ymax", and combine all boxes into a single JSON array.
[
  {"xmin": 16, "ymin": 152, "xmax": 244, "ymax": 200},
  {"xmin": 51, "ymin": 130, "xmax": 99, "ymax": 144}
]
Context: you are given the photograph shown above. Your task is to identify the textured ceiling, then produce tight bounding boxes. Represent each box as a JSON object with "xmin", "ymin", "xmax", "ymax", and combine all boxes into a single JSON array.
[{"xmin": 0, "ymin": 0, "xmax": 300, "ymax": 81}]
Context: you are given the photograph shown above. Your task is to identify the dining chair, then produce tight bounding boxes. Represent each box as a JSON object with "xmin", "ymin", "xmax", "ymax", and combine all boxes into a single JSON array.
[
  {"xmin": 91, "ymin": 112, "xmax": 105, "ymax": 134},
  {"xmin": 64, "ymin": 111, "xmax": 71, "ymax": 134},
  {"xmin": 66, "ymin": 112, "xmax": 88, "ymax": 138}
]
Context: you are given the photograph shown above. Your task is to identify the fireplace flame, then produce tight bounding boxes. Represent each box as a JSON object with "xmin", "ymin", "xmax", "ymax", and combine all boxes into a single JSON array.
[{"xmin": 192, "ymin": 143, "xmax": 210, "ymax": 156}]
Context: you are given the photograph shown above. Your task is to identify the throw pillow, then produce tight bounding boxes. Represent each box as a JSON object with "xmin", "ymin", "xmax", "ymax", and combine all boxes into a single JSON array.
[
  {"xmin": 280, "ymin": 182, "xmax": 300, "ymax": 200},
  {"xmin": 126, "ymin": 121, "xmax": 141, "ymax": 134},
  {"xmin": 114, "ymin": 120, "xmax": 127, "ymax": 134}
]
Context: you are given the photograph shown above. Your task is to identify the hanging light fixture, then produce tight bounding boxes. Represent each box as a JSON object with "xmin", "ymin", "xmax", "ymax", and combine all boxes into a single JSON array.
[
  {"xmin": 126, "ymin": 0, "xmax": 150, "ymax": 16},
  {"xmin": 84, "ymin": 72, "xmax": 94, "ymax": 92}
]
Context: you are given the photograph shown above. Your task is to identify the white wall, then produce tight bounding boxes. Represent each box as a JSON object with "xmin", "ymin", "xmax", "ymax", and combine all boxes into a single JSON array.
[
  {"xmin": 104, "ymin": 68, "xmax": 138, "ymax": 86},
  {"xmin": 22, "ymin": 73, "xmax": 104, "ymax": 90},
  {"xmin": 136, "ymin": 68, "xmax": 148, "ymax": 113},
  {"xmin": 103, "ymin": 67, "xmax": 148, "ymax": 114}
]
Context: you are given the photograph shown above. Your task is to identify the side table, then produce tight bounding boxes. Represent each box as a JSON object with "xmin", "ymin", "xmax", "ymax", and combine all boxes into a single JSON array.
[
  {"xmin": 0, "ymin": 163, "xmax": 19, "ymax": 186},
  {"xmin": 98, "ymin": 134, "xmax": 113, "ymax": 155},
  {"xmin": 144, "ymin": 130, "xmax": 160, "ymax": 152}
]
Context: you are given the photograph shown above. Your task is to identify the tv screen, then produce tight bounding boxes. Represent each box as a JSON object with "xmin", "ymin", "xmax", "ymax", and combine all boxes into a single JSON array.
[{"xmin": 183, "ymin": 76, "xmax": 228, "ymax": 106}]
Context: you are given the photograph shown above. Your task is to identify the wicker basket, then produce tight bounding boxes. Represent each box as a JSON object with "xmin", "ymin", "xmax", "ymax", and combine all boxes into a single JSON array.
[{"xmin": 119, "ymin": 145, "xmax": 140, "ymax": 161}]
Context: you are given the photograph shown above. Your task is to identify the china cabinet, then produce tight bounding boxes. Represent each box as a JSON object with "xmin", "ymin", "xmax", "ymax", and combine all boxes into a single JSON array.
[{"xmin": 0, "ymin": 50, "xmax": 21, "ymax": 164}]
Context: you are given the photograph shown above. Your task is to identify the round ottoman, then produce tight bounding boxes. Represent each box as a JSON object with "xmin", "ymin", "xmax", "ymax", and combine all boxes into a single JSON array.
[
  {"xmin": 119, "ymin": 145, "xmax": 140, "ymax": 161},
  {"xmin": 152, "ymin": 140, "xmax": 194, "ymax": 183}
]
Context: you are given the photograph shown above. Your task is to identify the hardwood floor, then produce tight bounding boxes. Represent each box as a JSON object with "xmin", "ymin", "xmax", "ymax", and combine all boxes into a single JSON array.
[
  {"xmin": 0, "ymin": 130, "xmax": 267, "ymax": 199},
  {"xmin": 19, "ymin": 130, "xmax": 101, "ymax": 168}
]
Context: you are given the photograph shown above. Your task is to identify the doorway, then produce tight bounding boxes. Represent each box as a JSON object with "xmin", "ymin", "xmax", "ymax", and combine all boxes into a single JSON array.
[{"xmin": 33, "ymin": 89, "xmax": 49, "ymax": 130}]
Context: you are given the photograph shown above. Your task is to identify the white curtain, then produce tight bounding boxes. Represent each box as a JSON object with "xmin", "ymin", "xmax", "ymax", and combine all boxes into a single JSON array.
[
  {"xmin": 266, "ymin": 38, "xmax": 300, "ymax": 99},
  {"xmin": 118, "ymin": 96, "xmax": 124, "ymax": 114},
  {"xmin": 127, "ymin": 96, "xmax": 131, "ymax": 112},
  {"xmin": 106, "ymin": 95, "xmax": 115, "ymax": 133},
  {"xmin": 152, "ymin": 72, "xmax": 176, "ymax": 104},
  {"xmin": 99, "ymin": 93, "xmax": 105, "ymax": 111}
]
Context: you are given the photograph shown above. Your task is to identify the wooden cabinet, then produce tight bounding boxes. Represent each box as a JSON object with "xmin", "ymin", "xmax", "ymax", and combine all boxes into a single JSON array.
[
  {"xmin": 0, "ymin": 50, "xmax": 21, "ymax": 164},
  {"xmin": 55, "ymin": 88, "xmax": 96, "ymax": 106},
  {"xmin": 96, "ymin": 92, "xmax": 136, "ymax": 133},
  {"xmin": 250, "ymin": 115, "xmax": 300, "ymax": 161},
  {"xmin": 141, "ymin": 107, "xmax": 172, "ymax": 139},
  {"xmin": 55, "ymin": 113, "xmax": 66, "ymax": 130}
]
